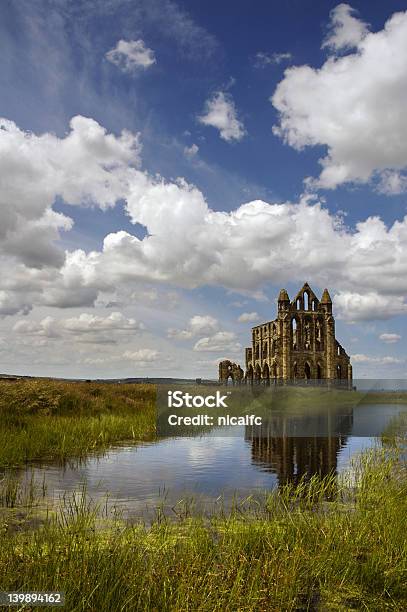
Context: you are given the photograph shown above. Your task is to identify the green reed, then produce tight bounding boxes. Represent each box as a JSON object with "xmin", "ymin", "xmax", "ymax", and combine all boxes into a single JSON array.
[
  {"xmin": 0, "ymin": 380, "xmax": 156, "ymax": 467},
  {"xmin": 0, "ymin": 447, "xmax": 405, "ymax": 611}
]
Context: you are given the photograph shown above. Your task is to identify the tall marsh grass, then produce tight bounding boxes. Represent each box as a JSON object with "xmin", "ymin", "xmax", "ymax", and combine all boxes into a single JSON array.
[
  {"xmin": 0, "ymin": 449, "xmax": 405, "ymax": 611},
  {"xmin": 0, "ymin": 380, "xmax": 156, "ymax": 467}
]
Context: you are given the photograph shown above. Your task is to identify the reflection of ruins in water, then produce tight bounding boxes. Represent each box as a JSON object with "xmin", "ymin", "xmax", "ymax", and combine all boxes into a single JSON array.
[{"xmin": 245, "ymin": 408, "xmax": 353, "ymax": 486}]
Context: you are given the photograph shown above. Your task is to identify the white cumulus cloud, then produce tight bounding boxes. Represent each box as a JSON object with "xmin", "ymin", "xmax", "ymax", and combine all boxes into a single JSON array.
[
  {"xmin": 106, "ymin": 39, "xmax": 156, "ymax": 72},
  {"xmin": 0, "ymin": 115, "xmax": 140, "ymax": 269},
  {"xmin": 122, "ymin": 348, "xmax": 160, "ymax": 362},
  {"xmin": 12, "ymin": 312, "xmax": 144, "ymax": 344},
  {"xmin": 272, "ymin": 7, "xmax": 407, "ymax": 191},
  {"xmin": 198, "ymin": 92, "xmax": 246, "ymax": 142},
  {"xmin": 183, "ymin": 143, "xmax": 199, "ymax": 158},
  {"xmin": 334, "ymin": 292, "xmax": 407, "ymax": 322},
  {"xmin": 322, "ymin": 3, "xmax": 369, "ymax": 51},
  {"xmin": 3, "ymin": 116, "xmax": 407, "ymax": 324},
  {"xmin": 379, "ymin": 333, "xmax": 401, "ymax": 344},
  {"xmin": 351, "ymin": 354, "xmax": 403, "ymax": 365},
  {"xmin": 193, "ymin": 331, "xmax": 241, "ymax": 353},
  {"xmin": 168, "ymin": 315, "xmax": 218, "ymax": 339},
  {"xmin": 238, "ymin": 312, "xmax": 260, "ymax": 323}
]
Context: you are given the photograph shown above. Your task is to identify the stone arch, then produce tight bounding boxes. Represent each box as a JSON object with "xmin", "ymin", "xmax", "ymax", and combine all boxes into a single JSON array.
[
  {"xmin": 317, "ymin": 362, "xmax": 323, "ymax": 380},
  {"xmin": 219, "ymin": 360, "xmax": 244, "ymax": 384},
  {"xmin": 304, "ymin": 291, "xmax": 310, "ymax": 310},
  {"xmin": 304, "ymin": 362, "xmax": 311, "ymax": 380},
  {"xmin": 312, "ymin": 299, "xmax": 317, "ymax": 311},
  {"xmin": 255, "ymin": 364, "xmax": 261, "ymax": 382},
  {"xmin": 296, "ymin": 298, "xmax": 302, "ymax": 310},
  {"xmin": 271, "ymin": 361, "xmax": 278, "ymax": 379},
  {"xmin": 262, "ymin": 363, "xmax": 270, "ymax": 381},
  {"xmin": 293, "ymin": 362, "xmax": 298, "ymax": 381},
  {"xmin": 262, "ymin": 341, "xmax": 268, "ymax": 359}
]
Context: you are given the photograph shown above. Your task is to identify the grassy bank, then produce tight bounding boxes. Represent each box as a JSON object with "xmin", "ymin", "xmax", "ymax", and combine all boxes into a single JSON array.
[
  {"xmin": 1, "ymin": 380, "xmax": 406, "ymax": 468},
  {"xmin": 0, "ymin": 449, "xmax": 406, "ymax": 611},
  {"xmin": 0, "ymin": 380, "xmax": 156, "ymax": 468}
]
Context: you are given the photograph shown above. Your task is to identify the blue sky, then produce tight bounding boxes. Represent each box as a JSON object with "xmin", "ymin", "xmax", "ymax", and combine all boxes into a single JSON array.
[{"xmin": 0, "ymin": 0, "xmax": 407, "ymax": 379}]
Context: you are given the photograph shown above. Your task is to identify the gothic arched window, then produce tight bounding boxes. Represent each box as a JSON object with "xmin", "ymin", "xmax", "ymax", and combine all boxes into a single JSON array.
[
  {"xmin": 316, "ymin": 320, "xmax": 323, "ymax": 350},
  {"xmin": 291, "ymin": 318, "xmax": 298, "ymax": 349}
]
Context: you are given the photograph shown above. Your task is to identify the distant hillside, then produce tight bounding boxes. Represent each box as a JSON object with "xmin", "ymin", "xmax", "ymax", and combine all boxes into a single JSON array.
[{"xmin": 0, "ymin": 374, "xmax": 217, "ymax": 385}]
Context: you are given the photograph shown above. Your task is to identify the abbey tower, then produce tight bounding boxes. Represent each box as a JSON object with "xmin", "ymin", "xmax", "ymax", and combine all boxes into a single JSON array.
[{"xmin": 219, "ymin": 283, "xmax": 352, "ymax": 384}]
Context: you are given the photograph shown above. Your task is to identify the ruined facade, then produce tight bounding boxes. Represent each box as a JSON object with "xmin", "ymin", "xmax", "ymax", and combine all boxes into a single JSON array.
[
  {"xmin": 219, "ymin": 283, "xmax": 352, "ymax": 384},
  {"xmin": 218, "ymin": 360, "xmax": 244, "ymax": 384}
]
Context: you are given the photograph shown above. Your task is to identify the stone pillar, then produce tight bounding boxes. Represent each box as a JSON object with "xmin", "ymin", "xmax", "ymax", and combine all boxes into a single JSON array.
[
  {"xmin": 325, "ymin": 315, "xmax": 336, "ymax": 380},
  {"xmin": 281, "ymin": 315, "xmax": 291, "ymax": 380},
  {"xmin": 347, "ymin": 363, "xmax": 353, "ymax": 389}
]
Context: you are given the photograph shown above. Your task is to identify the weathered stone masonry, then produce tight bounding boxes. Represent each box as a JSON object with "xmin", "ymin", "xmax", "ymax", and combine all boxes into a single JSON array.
[{"xmin": 219, "ymin": 283, "xmax": 352, "ymax": 384}]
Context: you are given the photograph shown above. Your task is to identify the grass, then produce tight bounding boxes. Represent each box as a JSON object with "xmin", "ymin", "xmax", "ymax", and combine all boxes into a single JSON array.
[
  {"xmin": 0, "ymin": 380, "xmax": 156, "ymax": 467},
  {"xmin": 0, "ymin": 380, "xmax": 406, "ymax": 609},
  {"xmin": 1, "ymin": 380, "xmax": 406, "ymax": 467},
  {"xmin": 0, "ymin": 448, "xmax": 405, "ymax": 611}
]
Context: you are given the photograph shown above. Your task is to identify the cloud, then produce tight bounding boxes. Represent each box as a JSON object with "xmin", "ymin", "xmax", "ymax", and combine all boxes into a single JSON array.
[
  {"xmin": 334, "ymin": 292, "xmax": 407, "ymax": 322},
  {"xmin": 13, "ymin": 316, "xmax": 59, "ymax": 338},
  {"xmin": 0, "ymin": 290, "xmax": 32, "ymax": 317},
  {"xmin": 62, "ymin": 312, "xmax": 144, "ymax": 334},
  {"xmin": 123, "ymin": 0, "xmax": 219, "ymax": 61},
  {"xmin": 0, "ymin": 115, "xmax": 140, "ymax": 269},
  {"xmin": 3, "ymin": 115, "xmax": 407, "ymax": 323},
  {"xmin": 193, "ymin": 331, "xmax": 241, "ymax": 353},
  {"xmin": 376, "ymin": 170, "xmax": 407, "ymax": 195},
  {"xmin": 184, "ymin": 143, "xmax": 199, "ymax": 158},
  {"xmin": 237, "ymin": 312, "xmax": 260, "ymax": 323},
  {"xmin": 198, "ymin": 92, "xmax": 246, "ymax": 142},
  {"xmin": 122, "ymin": 348, "xmax": 160, "ymax": 362},
  {"xmin": 379, "ymin": 333, "xmax": 401, "ymax": 344},
  {"xmin": 351, "ymin": 354, "xmax": 403, "ymax": 365},
  {"xmin": 168, "ymin": 315, "xmax": 218, "ymax": 339},
  {"xmin": 322, "ymin": 4, "xmax": 369, "ymax": 51},
  {"xmin": 106, "ymin": 39, "xmax": 156, "ymax": 72},
  {"xmin": 12, "ymin": 312, "xmax": 144, "ymax": 344},
  {"xmin": 272, "ymin": 8, "xmax": 407, "ymax": 191},
  {"xmin": 129, "ymin": 288, "xmax": 179, "ymax": 309},
  {"xmin": 83, "ymin": 348, "xmax": 161, "ymax": 366},
  {"xmin": 254, "ymin": 51, "xmax": 292, "ymax": 67},
  {"xmin": 0, "ymin": 115, "xmax": 141, "ymax": 314},
  {"xmin": 77, "ymin": 195, "xmax": 407, "ymax": 309}
]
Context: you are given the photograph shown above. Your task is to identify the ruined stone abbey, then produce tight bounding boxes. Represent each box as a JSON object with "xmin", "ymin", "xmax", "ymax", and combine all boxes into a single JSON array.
[{"xmin": 219, "ymin": 283, "xmax": 352, "ymax": 384}]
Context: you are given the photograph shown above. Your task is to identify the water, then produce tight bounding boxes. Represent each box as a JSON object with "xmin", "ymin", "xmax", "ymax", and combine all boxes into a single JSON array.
[{"xmin": 20, "ymin": 404, "xmax": 406, "ymax": 520}]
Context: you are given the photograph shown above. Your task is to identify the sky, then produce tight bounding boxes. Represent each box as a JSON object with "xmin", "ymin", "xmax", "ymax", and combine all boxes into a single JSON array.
[{"xmin": 0, "ymin": 0, "xmax": 407, "ymax": 379}]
